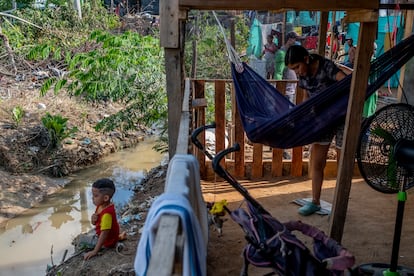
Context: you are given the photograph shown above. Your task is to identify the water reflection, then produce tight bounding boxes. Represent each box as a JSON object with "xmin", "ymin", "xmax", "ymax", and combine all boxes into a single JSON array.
[
  {"xmin": 0, "ymin": 138, "xmax": 164, "ymax": 276},
  {"xmin": 48, "ymin": 199, "xmax": 78, "ymax": 229}
]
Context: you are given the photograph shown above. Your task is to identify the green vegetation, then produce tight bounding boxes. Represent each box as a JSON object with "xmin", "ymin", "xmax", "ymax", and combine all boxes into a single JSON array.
[
  {"xmin": 41, "ymin": 30, "xmax": 166, "ymax": 133},
  {"xmin": 185, "ymin": 12, "xmax": 250, "ymax": 124},
  {"xmin": 185, "ymin": 11, "xmax": 250, "ymax": 79},
  {"xmin": 1, "ymin": 4, "xmax": 250, "ymax": 153},
  {"xmin": 41, "ymin": 112, "xmax": 78, "ymax": 148},
  {"xmin": 11, "ymin": 105, "xmax": 25, "ymax": 127}
]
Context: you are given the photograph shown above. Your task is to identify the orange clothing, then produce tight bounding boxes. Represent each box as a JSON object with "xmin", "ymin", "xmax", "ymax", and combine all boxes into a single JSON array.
[{"xmin": 95, "ymin": 204, "xmax": 120, "ymax": 248}]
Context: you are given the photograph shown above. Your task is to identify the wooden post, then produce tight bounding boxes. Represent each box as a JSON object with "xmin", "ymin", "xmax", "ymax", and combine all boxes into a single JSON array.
[
  {"xmin": 215, "ymin": 80, "xmax": 226, "ymax": 167},
  {"xmin": 230, "ymin": 20, "xmax": 245, "ymax": 177},
  {"xmin": 147, "ymin": 215, "xmax": 181, "ymax": 276},
  {"xmin": 160, "ymin": 0, "xmax": 185, "ymax": 158},
  {"xmin": 252, "ymin": 144, "xmax": 263, "ymax": 178},
  {"xmin": 397, "ymin": 10, "xmax": 414, "ymax": 102},
  {"xmin": 291, "ymin": 84, "xmax": 304, "ymax": 177},
  {"xmin": 191, "ymin": 13, "xmax": 198, "ymax": 78},
  {"xmin": 329, "ymin": 11, "xmax": 336, "ymax": 59},
  {"xmin": 232, "ymin": 85, "xmax": 245, "ymax": 177},
  {"xmin": 194, "ymin": 80, "xmax": 206, "ymax": 178},
  {"xmin": 329, "ymin": 20, "xmax": 378, "ymax": 243},
  {"xmin": 318, "ymin": 12, "xmax": 329, "ymax": 56}
]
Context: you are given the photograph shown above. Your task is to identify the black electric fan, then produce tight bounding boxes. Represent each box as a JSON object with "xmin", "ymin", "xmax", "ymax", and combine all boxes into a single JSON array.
[{"xmin": 356, "ymin": 103, "xmax": 414, "ymax": 276}]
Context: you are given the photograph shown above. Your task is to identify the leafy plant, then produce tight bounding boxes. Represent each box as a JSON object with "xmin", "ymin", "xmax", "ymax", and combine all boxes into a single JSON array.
[
  {"xmin": 11, "ymin": 105, "xmax": 25, "ymax": 127},
  {"xmin": 184, "ymin": 12, "xmax": 250, "ymax": 128},
  {"xmin": 1, "ymin": 3, "xmax": 120, "ymax": 62},
  {"xmin": 41, "ymin": 112, "xmax": 78, "ymax": 148},
  {"xmin": 184, "ymin": 11, "xmax": 250, "ymax": 79},
  {"xmin": 42, "ymin": 30, "xmax": 167, "ymax": 134}
]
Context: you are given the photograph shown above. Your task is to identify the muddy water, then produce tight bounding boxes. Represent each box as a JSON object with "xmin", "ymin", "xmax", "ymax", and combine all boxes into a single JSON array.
[{"xmin": 0, "ymin": 138, "xmax": 165, "ymax": 276}]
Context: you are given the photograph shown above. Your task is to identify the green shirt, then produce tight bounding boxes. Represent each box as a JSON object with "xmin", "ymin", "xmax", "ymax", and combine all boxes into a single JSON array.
[{"xmin": 273, "ymin": 50, "xmax": 286, "ymax": 80}]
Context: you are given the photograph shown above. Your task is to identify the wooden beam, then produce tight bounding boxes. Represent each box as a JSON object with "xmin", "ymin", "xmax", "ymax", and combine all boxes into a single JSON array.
[
  {"xmin": 194, "ymin": 80, "xmax": 206, "ymax": 178},
  {"xmin": 147, "ymin": 215, "xmax": 181, "ymax": 276},
  {"xmin": 160, "ymin": 0, "xmax": 179, "ymax": 48},
  {"xmin": 329, "ymin": 21, "xmax": 378, "ymax": 243},
  {"xmin": 318, "ymin": 12, "xmax": 329, "ymax": 56},
  {"xmin": 397, "ymin": 10, "xmax": 414, "ymax": 102},
  {"xmin": 252, "ymin": 144, "xmax": 263, "ymax": 178},
  {"xmin": 178, "ymin": 0, "xmax": 378, "ymax": 11},
  {"xmin": 328, "ymin": 11, "xmax": 336, "ymax": 59},
  {"xmin": 215, "ymin": 80, "xmax": 226, "ymax": 164},
  {"xmin": 175, "ymin": 79, "xmax": 191, "ymax": 155},
  {"xmin": 344, "ymin": 10, "xmax": 379, "ymax": 23},
  {"xmin": 165, "ymin": 47, "xmax": 184, "ymax": 158}
]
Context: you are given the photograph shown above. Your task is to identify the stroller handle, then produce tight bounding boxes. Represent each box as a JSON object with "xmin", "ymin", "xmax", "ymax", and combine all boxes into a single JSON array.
[
  {"xmin": 211, "ymin": 143, "xmax": 267, "ymax": 213},
  {"xmin": 212, "ymin": 143, "xmax": 241, "ymax": 176},
  {"xmin": 191, "ymin": 123, "xmax": 216, "ymax": 160}
]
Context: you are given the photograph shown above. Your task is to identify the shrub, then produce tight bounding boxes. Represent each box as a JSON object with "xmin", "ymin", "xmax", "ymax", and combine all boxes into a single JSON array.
[{"xmin": 41, "ymin": 112, "xmax": 78, "ymax": 147}]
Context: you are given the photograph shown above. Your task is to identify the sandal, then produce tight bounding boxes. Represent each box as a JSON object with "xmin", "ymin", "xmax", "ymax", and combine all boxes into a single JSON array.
[{"xmin": 298, "ymin": 202, "xmax": 321, "ymax": 216}]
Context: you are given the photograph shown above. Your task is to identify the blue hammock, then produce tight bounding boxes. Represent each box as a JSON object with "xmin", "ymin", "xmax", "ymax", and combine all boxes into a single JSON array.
[{"xmin": 232, "ymin": 33, "xmax": 414, "ymax": 149}]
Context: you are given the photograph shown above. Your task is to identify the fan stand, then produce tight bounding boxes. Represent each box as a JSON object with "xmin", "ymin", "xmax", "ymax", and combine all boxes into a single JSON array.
[{"xmin": 358, "ymin": 139, "xmax": 414, "ymax": 276}]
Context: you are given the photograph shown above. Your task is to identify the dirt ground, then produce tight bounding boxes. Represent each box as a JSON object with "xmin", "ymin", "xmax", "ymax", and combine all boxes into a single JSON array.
[{"xmin": 203, "ymin": 176, "xmax": 414, "ymax": 275}]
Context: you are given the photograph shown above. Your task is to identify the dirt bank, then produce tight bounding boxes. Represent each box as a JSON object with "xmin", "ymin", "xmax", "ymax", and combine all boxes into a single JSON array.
[{"xmin": 0, "ymin": 74, "xmax": 148, "ymax": 226}]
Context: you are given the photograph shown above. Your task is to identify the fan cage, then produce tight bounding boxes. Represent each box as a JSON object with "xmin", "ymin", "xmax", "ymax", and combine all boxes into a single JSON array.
[{"xmin": 357, "ymin": 103, "xmax": 414, "ymax": 194}]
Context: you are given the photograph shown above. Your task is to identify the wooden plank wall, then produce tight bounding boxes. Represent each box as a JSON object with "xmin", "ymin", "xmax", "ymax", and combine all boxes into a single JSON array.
[{"xmin": 192, "ymin": 78, "xmax": 307, "ymax": 180}]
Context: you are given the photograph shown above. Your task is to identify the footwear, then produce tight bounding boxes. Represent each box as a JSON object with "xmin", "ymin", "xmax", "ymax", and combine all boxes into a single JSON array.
[{"xmin": 298, "ymin": 202, "xmax": 321, "ymax": 216}]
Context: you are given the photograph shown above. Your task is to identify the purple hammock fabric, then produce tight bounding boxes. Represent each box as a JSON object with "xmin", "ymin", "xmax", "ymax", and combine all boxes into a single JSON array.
[{"xmin": 231, "ymin": 33, "xmax": 414, "ymax": 149}]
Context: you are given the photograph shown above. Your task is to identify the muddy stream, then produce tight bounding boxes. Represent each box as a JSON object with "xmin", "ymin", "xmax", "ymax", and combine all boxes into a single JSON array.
[{"xmin": 0, "ymin": 138, "xmax": 165, "ymax": 276}]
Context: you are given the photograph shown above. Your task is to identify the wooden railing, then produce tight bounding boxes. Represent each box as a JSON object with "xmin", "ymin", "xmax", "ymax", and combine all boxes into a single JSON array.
[
  {"xmin": 191, "ymin": 78, "xmax": 309, "ymax": 180},
  {"xmin": 146, "ymin": 79, "xmax": 208, "ymax": 275}
]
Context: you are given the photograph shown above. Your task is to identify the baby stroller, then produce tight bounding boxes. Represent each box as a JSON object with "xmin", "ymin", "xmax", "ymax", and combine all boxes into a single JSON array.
[{"xmin": 192, "ymin": 124, "xmax": 355, "ymax": 276}]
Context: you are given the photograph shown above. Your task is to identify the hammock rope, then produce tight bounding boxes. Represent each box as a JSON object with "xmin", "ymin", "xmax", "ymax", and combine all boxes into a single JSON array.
[{"xmin": 212, "ymin": 11, "xmax": 244, "ymax": 72}]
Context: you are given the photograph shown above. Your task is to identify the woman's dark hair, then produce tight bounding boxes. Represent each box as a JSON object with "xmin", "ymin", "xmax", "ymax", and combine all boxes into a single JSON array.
[{"xmin": 285, "ymin": 45, "xmax": 309, "ymax": 66}]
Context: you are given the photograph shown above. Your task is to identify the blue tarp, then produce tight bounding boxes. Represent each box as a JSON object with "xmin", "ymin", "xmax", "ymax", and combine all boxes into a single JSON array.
[{"xmin": 246, "ymin": 18, "xmax": 263, "ymax": 58}]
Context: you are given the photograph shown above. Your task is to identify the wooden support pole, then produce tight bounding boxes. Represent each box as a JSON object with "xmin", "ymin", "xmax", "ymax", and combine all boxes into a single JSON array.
[
  {"xmin": 161, "ymin": 0, "xmax": 186, "ymax": 158},
  {"xmin": 318, "ymin": 12, "xmax": 329, "ymax": 56},
  {"xmin": 329, "ymin": 11, "xmax": 336, "ymax": 59},
  {"xmin": 147, "ymin": 215, "xmax": 181, "ymax": 276},
  {"xmin": 329, "ymin": 21, "xmax": 378, "ymax": 243},
  {"xmin": 215, "ymin": 80, "xmax": 226, "ymax": 166},
  {"xmin": 397, "ymin": 10, "xmax": 414, "ymax": 102}
]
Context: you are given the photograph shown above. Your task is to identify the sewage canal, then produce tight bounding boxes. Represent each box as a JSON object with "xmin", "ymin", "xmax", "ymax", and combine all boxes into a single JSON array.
[{"xmin": 0, "ymin": 138, "xmax": 164, "ymax": 276}]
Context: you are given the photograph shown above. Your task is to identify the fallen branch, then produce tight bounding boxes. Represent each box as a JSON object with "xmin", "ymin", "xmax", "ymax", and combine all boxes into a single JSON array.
[
  {"xmin": 36, "ymin": 164, "xmax": 58, "ymax": 174},
  {"xmin": 0, "ymin": 12, "xmax": 43, "ymax": 30},
  {"xmin": 0, "ymin": 68, "xmax": 15, "ymax": 77}
]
